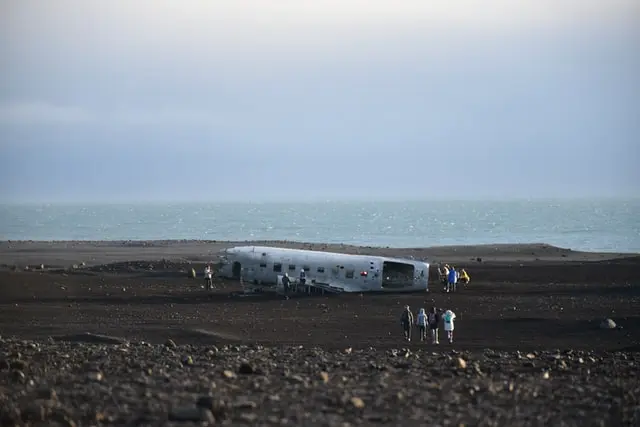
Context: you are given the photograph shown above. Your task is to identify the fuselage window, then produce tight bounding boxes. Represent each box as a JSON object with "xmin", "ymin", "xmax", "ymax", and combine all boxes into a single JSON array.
[
  {"xmin": 303, "ymin": 265, "xmax": 310, "ymax": 272},
  {"xmin": 288, "ymin": 264, "xmax": 296, "ymax": 271},
  {"xmin": 317, "ymin": 267, "xmax": 325, "ymax": 273},
  {"xmin": 273, "ymin": 263, "xmax": 282, "ymax": 273},
  {"xmin": 345, "ymin": 269, "xmax": 354, "ymax": 279},
  {"xmin": 259, "ymin": 263, "xmax": 267, "ymax": 268}
]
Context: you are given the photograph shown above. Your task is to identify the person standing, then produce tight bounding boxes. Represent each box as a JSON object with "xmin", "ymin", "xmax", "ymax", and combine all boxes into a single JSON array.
[
  {"xmin": 439, "ymin": 264, "xmax": 450, "ymax": 291},
  {"xmin": 416, "ymin": 308, "xmax": 428, "ymax": 341},
  {"xmin": 443, "ymin": 309, "xmax": 456, "ymax": 343},
  {"xmin": 282, "ymin": 273, "xmax": 291, "ymax": 299},
  {"xmin": 459, "ymin": 268, "xmax": 470, "ymax": 286},
  {"xmin": 299, "ymin": 268, "xmax": 307, "ymax": 290},
  {"xmin": 204, "ymin": 264, "xmax": 213, "ymax": 291},
  {"xmin": 447, "ymin": 266, "xmax": 457, "ymax": 293},
  {"xmin": 400, "ymin": 305, "xmax": 414, "ymax": 341},
  {"xmin": 427, "ymin": 306, "xmax": 441, "ymax": 344}
]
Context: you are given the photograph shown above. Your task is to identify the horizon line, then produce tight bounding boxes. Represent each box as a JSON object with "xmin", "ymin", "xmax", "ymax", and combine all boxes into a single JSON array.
[{"xmin": 1, "ymin": 195, "xmax": 639, "ymax": 206}]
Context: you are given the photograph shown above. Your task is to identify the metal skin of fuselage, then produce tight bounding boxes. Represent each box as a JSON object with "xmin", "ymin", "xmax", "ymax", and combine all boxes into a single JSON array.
[{"xmin": 216, "ymin": 246, "xmax": 430, "ymax": 294}]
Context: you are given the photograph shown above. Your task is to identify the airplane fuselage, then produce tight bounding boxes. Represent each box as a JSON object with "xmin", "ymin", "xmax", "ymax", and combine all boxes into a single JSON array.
[{"xmin": 217, "ymin": 246, "xmax": 430, "ymax": 293}]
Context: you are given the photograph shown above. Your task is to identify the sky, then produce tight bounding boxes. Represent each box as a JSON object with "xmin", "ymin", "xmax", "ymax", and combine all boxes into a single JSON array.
[{"xmin": 0, "ymin": 0, "xmax": 639, "ymax": 203}]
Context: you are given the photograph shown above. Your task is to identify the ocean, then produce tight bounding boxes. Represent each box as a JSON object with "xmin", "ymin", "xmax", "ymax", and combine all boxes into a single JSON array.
[{"xmin": 0, "ymin": 199, "xmax": 639, "ymax": 253}]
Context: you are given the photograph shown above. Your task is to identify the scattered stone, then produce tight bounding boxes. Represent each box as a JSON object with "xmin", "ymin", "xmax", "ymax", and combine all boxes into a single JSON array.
[
  {"xmin": 350, "ymin": 397, "xmax": 365, "ymax": 409},
  {"xmin": 10, "ymin": 359, "xmax": 27, "ymax": 370},
  {"xmin": 165, "ymin": 339, "xmax": 177, "ymax": 348},
  {"xmin": 600, "ymin": 318, "xmax": 616, "ymax": 329},
  {"xmin": 36, "ymin": 387, "xmax": 58, "ymax": 400},
  {"xmin": 233, "ymin": 399, "xmax": 257, "ymax": 409},
  {"xmin": 456, "ymin": 358, "xmax": 467, "ymax": 369},
  {"xmin": 238, "ymin": 362, "xmax": 255, "ymax": 374},
  {"xmin": 11, "ymin": 369, "xmax": 25, "ymax": 383},
  {"xmin": 223, "ymin": 370, "xmax": 236, "ymax": 379},
  {"xmin": 86, "ymin": 371, "xmax": 103, "ymax": 381},
  {"xmin": 168, "ymin": 406, "xmax": 215, "ymax": 422}
]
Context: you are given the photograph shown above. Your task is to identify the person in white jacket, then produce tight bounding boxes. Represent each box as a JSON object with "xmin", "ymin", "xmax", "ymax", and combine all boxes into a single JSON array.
[
  {"xmin": 204, "ymin": 264, "xmax": 213, "ymax": 291},
  {"xmin": 443, "ymin": 309, "xmax": 456, "ymax": 343}
]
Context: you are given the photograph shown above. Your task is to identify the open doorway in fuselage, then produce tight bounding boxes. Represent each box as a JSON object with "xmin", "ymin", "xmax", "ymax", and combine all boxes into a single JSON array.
[
  {"xmin": 232, "ymin": 261, "xmax": 242, "ymax": 280},
  {"xmin": 381, "ymin": 261, "xmax": 415, "ymax": 289}
]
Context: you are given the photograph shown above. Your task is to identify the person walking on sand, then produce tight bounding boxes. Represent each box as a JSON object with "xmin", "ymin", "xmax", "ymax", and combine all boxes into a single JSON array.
[
  {"xmin": 427, "ymin": 306, "xmax": 441, "ymax": 344},
  {"xmin": 447, "ymin": 265, "xmax": 457, "ymax": 293},
  {"xmin": 299, "ymin": 268, "xmax": 307, "ymax": 289},
  {"xmin": 204, "ymin": 264, "xmax": 213, "ymax": 291},
  {"xmin": 416, "ymin": 308, "xmax": 428, "ymax": 341},
  {"xmin": 400, "ymin": 305, "xmax": 414, "ymax": 341},
  {"xmin": 439, "ymin": 264, "xmax": 450, "ymax": 291},
  {"xmin": 443, "ymin": 309, "xmax": 456, "ymax": 343},
  {"xmin": 282, "ymin": 272, "xmax": 291, "ymax": 300},
  {"xmin": 459, "ymin": 268, "xmax": 470, "ymax": 287}
]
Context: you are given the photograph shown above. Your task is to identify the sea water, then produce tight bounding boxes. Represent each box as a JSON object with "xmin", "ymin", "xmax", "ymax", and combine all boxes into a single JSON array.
[{"xmin": 0, "ymin": 199, "xmax": 638, "ymax": 253}]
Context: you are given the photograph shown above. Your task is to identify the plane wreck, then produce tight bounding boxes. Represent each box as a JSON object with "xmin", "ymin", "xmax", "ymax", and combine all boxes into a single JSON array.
[{"xmin": 216, "ymin": 246, "xmax": 430, "ymax": 296}]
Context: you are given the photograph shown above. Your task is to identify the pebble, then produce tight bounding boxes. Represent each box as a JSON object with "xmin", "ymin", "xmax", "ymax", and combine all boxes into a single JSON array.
[
  {"xmin": 168, "ymin": 406, "xmax": 215, "ymax": 422},
  {"xmin": 350, "ymin": 397, "xmax": 365, "ymax": 409},
  {"xmin": 0, "ymin": 338, "xmax": 637, "ymax": 426}
]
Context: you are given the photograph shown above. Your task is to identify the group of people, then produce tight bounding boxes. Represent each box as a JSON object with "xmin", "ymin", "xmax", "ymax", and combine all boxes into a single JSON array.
[
  {"xmin": 400, "ymin": 305, "xmax": 456, "ymax": 344},
  {"xmin": 437, "ymin": 264, "xmax": 470, "ymax": 293}
]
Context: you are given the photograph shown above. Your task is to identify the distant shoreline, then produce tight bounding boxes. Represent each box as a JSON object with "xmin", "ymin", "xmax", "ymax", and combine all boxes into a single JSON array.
[
  {"xmin": 1, "ymin": 240, "xmax": 638, "ymax": 268},
  {"xmin": 1, "ymin": 196, "xmax": 638, "ymax": 205}
]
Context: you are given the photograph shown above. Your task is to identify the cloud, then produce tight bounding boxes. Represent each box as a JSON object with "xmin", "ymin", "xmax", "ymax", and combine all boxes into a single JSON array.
[
  {"xmin": 0, "ymin": 101, "xmax": 232, "ymax": 128},
  {"xmin": 2, "ymin": 0, "xmax": 637, "ymax": 63},
  {"xmin": 0, "ymin": 102, "xmax": 93, "ymax": 125}
]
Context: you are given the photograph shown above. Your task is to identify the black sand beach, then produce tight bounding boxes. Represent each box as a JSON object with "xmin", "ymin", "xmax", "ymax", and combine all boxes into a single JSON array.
[{"xmin": 1, "ymin": 240, "xmax": 639, "ymax": 426}]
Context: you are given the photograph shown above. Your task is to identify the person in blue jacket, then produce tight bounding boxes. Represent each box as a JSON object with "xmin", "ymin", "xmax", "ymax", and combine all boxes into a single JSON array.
[{"xmin": 447, "ymin": 265, "xmax": 457, "ymax": 293}]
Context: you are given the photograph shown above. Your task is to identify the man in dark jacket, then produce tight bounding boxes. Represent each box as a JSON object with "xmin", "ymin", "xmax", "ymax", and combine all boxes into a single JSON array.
[
  {"xmin": 427, "ymin": 306, "xmax": 441, "ymax": 344},
  {"xmin": 400, "ymin": 305, "xmax": 414, "ymax": 341},
  {"xmin": 281, "ymin": 273, "xmax": 291, "ymax": 299}
]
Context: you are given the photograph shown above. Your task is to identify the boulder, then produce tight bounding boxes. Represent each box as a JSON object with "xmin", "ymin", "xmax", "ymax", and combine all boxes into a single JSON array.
[{"xmin": 599, "ymin": 318, "xmax": 616, "ymax": 329}]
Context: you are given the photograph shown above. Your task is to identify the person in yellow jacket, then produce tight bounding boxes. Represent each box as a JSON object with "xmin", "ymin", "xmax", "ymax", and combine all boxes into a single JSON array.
[{"xmin": 459, "ymin": 268, "xmax": 470, "ymax": 286}]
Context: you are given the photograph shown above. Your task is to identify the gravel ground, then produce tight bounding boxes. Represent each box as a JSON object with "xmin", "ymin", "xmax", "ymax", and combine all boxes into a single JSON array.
[{"xmin": 1, "ymin": 337, "xmax": 639, "ymax": 427}]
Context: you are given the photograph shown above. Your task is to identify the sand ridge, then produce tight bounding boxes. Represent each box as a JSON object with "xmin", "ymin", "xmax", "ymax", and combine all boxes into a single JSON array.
[{"xmin": 1, "ymin": 240, "xmax": 638, "ymax": 269}]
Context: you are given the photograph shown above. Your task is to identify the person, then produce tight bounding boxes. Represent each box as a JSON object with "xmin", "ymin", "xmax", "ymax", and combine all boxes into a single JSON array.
[
  {"xmin": 459, "ymin": 268, "xmax": 470, "ymax": 286},
  {"xmin": 427, "ymin": 306, "xmax": 441, "ymax": 344},
  {"xmin": 299, "ymin": 268, "xmax": 307, "ymax": 290},
  {"xmin": 204, "ymin": 264, "xmax": 213, "ymax": 290},
  {"xmin": 400, "ymin": 305, "xmax": 414, "ymax": 341},
  {"xmin": 416, "ymin": 308, "xmax": 427, "ymax": 341},
  {"xmin": 447, "ymin": 265, "xmax": 457, "ymax": 293},
  {"xmin": 282, "ymin": 273, "xmax": 291, "ymax": 299},
  {"xmin": 443, "ymin": 309, "xmax": 456, "ymax": 343},
  {"xmin": 439, "ymin": 264, "xmax": 450, "ymax": 291}
]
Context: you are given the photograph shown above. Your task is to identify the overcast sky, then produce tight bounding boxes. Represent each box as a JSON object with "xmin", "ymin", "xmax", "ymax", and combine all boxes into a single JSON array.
[{"xmin": 1, "ymin": 0, "xmax": 638, "ymax": 203}]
